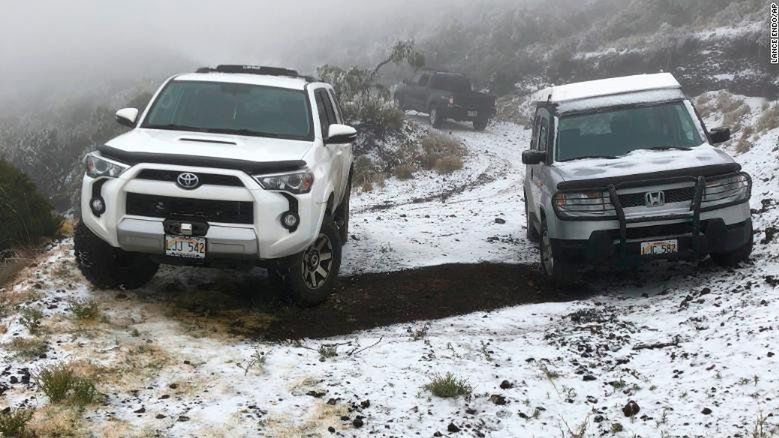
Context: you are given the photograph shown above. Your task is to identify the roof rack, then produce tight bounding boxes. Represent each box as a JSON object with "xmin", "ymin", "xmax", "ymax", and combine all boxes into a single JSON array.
[{"xmin": 195, "ymin": 65, "xmax": 317, "ymax": 82}]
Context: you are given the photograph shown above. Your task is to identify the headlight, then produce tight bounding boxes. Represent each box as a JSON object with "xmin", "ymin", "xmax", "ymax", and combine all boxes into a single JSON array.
[
  {"xmin": 254, "ymin": 170, "xmax": 314, "ymax": 194},
  {"xmin": 85, "ymin": 153, "xmax": 129, "ymax": 179},
  {"xmin": 554, "ymin": 191, "xmax": 612, "ymax": 216},
  {"xmin": 703, "ymin": 172, "xmax": 751, "ymax": 205}
]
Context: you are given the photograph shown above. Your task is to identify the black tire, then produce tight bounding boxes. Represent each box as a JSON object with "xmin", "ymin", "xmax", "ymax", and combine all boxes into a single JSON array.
[
  {"xmin": 276, "ymin": 216, "xmax": 342, "ymax": 307},
  {"xmin": 74, "ymin": 221, "xmax": 159, "ymax": 290},
  {"xmin": 525, "ymin": 196, "xmax": 540, "ymax": 243},
  {"xmin": 710, "ymin": 225, "xmax": 753, "ymax": 267},
  {"xmin": 473, "ymin": 116, "xmax": 489, "ymax": 131},
  {"xmin": 539, "ymin": 219, "xmax": 574, "ymax": 286},
  {"xmin": 335, "ymin": 180, "xmax": 351, "ymax": 246},
  {"xmin": 429, "ymin": 106, "xmax": 444, "ymax": 128}
]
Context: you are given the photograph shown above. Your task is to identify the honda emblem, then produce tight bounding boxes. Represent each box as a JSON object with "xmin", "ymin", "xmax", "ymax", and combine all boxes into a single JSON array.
[{"xmin": 645, "ymin": 191, "xmax": 666, "ymax": 207}]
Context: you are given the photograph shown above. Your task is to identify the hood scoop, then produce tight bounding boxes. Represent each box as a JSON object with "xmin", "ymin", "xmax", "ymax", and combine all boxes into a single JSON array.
[{"xmin": 179, "ymin": 137, "xmax": 237, "ymax": 146}]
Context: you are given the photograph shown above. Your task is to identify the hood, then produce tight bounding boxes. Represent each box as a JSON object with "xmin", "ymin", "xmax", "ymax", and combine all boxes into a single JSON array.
[
  {"xmin": 106, "ymin": 128, "xmax": 313, "ymax": 163},
  {"xmin": 553, "ymin": 145, "xmax": 741, "ymax": 190}
]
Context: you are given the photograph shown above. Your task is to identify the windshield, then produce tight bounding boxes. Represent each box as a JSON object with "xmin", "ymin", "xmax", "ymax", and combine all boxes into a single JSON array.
[
  {"xmin": 555, "ymin": 101, "xmax": 704, "ymax": 162},
  {"xmin": 143, "ymin": 81, "xmax": 313, "ymax": 141},
  {"xmin": 430, "ymin": 74, "xmax": 471, "ymax": 93}
]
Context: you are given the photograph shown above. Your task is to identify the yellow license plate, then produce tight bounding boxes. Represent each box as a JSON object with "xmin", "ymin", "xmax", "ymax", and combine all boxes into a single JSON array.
[
  {"xmin": 165, "ymin": 235, "xmax": 206, "ymax": 259},
  {"xmin": 640, "ymin": 239, "xmax": 678, "ymax": 256}
]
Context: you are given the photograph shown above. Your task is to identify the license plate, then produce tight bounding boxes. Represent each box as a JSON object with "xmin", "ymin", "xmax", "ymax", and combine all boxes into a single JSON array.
[
  {"xmin": 468, "ymin": 110, "xmax": 478, "ymax": 117},
  {"xmin": 165, "ymin": 235, "xmax": 206, "ymax": 259},
  {"xmin": 640, "ymin": 239, "xmax": 678, "ymax": 256}
]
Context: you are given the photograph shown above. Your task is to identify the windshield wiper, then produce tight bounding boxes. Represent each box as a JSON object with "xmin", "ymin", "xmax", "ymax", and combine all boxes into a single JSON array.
[
  {"xmin": 202, "ymin": 128, "xmax": 283, "ymax": 138},
  {"xmin": 145, "ymin": 124, "xmax": 209, "ymax": 132},
  {"xmin": 646, "ymin": 146, "xmax": 691, "ymax": 151},
  {"xmin": 566, "ymin": 155, "xmax": 617, "ymax": 161}
]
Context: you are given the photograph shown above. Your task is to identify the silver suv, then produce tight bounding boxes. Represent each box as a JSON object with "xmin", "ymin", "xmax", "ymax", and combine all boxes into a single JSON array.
[{"xmin": 522, "ymin": 73, "xmax": 752, "ymax": 282}]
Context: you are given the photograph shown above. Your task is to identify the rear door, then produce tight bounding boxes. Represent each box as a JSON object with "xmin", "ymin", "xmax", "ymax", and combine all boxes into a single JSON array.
[{"xmin": 409, "ymin": 72, "xmax": 431, "ymax": 111}]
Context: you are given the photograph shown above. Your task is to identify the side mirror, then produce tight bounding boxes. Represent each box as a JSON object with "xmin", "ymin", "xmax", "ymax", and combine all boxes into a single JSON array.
[
  {"xmin": 115, "ymin": 108, "xmax": 139, "ymax": 128},
  {"xmin": 522, "ymin": 150, "xmax": 546, "ymax": 165},
  {"xmin": 709, "ymin": 127, "xmax": 731, "ymax": 144},
  {"xmin": 326, "ymin": 124, "xmax": 357, "ymax": 144}
]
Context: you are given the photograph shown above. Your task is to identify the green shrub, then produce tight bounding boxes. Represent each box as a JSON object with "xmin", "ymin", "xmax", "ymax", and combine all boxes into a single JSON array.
[
  {"xmin": 67, "ymin": 299, "xmax": 100, "ymax": 321},
  {"xmin": 19, "ymin": 307, "xmax": 44, "ymax": 334},
  {"xmin": 37, "ymin": 364, "xmax": 98, "ymax": 406},
  {"xmin": 424, "ymin": 372, "xmax": 472, "ymax": 398},
  {"xmin": 0, "ymin": 159, "xmax": 61, "ymax": 252},
  {"xmin": 0, "ymin": 408, "xmax": 34, "ymax": 437}
]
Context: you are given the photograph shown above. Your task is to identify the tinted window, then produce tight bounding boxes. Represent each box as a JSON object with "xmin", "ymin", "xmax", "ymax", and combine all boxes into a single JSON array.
[
  {"xmin": 314, "ymin": 90, "xmax": 330, "ymax": 138},
  {"xmin": 418, "ymin": 74, "xmax": 431, "ymax": 86},
  {"xmin": 144, "ymin": 81, "xmax": 312, "ymax": 141},
  {"xmin": 326, "ymin": 89, "xmax": 343, "ymax": 123},
  {"xmin": 430, "ymin": 74, "xmax": 471, "ymax": 93},
  {"xmin": 556, "ymin": 101, "xmax": 704, "ymax": 162}
]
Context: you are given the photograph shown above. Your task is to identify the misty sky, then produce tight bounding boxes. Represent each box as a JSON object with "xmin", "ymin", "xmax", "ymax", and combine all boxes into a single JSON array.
[{"xmin": 0, "ymin": 0, "xmax": 480, "ymax": 77}]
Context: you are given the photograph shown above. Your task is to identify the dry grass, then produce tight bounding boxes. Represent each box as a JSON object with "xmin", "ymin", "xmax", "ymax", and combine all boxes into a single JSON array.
[
  {"xmin": 420, "ymin": 132, "xmax": 467, "ymax": 174},
  {"xmin": 755, "ymin": 104, "xmax": 779, "ymax": 134},
  {"xmin": 736, "ymin": 126, "xmax": 754, "ymax": 154},
  {"xmin": 392, "ymin": 164, "xmax": 415, "ymax": 180},
  {"xmin": 7, "ymin": 336, "xmax": 49, "ymax": 359},
  {"xmin": 723, "ymin": 104, "xmax": 751, "ymax": 132},
  {"xmin": 0, "ymin": 247, "xmax": 37, "ymax": 288}
]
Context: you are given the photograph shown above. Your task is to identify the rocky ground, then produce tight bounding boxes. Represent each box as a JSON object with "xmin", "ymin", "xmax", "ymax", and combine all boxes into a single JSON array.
[{"xmin": 1, "ymin": 100, "xmax": 778, "ymax": 437}]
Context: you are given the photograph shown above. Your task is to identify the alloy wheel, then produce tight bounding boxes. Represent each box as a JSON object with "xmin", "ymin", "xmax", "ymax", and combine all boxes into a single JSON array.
[{"xmin": 301, "ymin": 233, "xmax": 334, "ymax": 289}]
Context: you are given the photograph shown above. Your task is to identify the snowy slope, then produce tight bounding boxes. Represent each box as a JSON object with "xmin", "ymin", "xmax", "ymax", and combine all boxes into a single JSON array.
[{"xmin": 1, "ymin": 112, "xmax": 778, "ymax": 436}]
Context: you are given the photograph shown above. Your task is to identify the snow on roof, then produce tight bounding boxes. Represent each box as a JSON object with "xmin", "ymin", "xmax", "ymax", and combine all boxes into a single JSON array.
[
  {"xmin": 174, "ymin": 72, "xmax": 309, "ymax": 90},
  {"xmin": 532, "ymin": 73, "xmax": 682, "ymax": 104}
]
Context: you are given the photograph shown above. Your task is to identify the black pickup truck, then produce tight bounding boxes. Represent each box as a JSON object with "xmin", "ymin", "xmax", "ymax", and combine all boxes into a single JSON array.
[{"xmin": 393, "ymin": 69, "xmax": 496, "ymax": 131}]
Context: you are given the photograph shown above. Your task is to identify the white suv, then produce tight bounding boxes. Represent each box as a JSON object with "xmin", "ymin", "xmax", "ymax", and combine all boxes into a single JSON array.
[{"xmin": 74, "ymin": 65, "xmax": 355, "ymax": 306}]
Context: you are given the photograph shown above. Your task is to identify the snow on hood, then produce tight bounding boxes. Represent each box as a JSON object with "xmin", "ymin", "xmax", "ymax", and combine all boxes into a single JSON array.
[
  {"xmin": 553, "ymin": 145, "xmax": 735, "ymax": 181},
  {"xmin": 106, "ymin": 128, "xmax": 313, "ymax": 163}
]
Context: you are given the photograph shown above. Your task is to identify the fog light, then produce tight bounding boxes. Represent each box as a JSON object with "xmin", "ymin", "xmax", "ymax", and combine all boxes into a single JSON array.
[
  {"xmin": 90, "ymin": 197, "xmax": 106, "ymax": 216},
  {"xmin": 281, "ymin": 211, "xmax": 299, "ymax": 230}
]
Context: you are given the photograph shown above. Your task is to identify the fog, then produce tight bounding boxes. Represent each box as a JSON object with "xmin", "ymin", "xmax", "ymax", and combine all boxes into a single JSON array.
[{"xmin": 0, "ymin": 0, "xmax": 491, "ymax": 102}]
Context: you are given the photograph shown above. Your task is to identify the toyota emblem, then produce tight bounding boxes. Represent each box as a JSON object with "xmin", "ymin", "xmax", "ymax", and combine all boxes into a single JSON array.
[{"xmin": 177, "ymin": 172, "xmax": 200, "ymax": 190}]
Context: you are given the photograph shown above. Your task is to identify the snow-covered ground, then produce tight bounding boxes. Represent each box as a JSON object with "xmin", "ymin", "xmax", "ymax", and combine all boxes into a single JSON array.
[{"xmin": 1, "ymin": 107, "xmax": 779, "ymax": 436}]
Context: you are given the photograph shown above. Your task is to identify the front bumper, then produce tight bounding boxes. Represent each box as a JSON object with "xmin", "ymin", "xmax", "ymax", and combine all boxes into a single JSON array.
[
  {"xmin": 81, "ymin": 163, "xmax": 327, "ymax": 261},
  {"xmin": 552, "ymin": 218, "xmax": 753, "ymax": 264}
]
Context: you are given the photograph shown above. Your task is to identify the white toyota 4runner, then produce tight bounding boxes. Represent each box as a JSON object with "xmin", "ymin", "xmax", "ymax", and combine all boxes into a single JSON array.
[{"xmin": 74, "ymin": 65, "xmax": 355, "ymax": 306}]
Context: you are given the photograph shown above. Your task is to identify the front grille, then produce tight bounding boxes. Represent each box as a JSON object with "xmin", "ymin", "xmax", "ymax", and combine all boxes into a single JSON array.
[
  {"xmin": 135, "ymin": 169, "xmax": 244, "ymax": 187},
  {"xmin": 606, "ymin": 221, "xmax": 707, "ymax": 241},
  {"xmin": 619, "ymin": 186, "xmax": 696, "ymax": 208},
  {"xmin": 126, "ymin": 193, "xmax": 253, "ymax": 224}
]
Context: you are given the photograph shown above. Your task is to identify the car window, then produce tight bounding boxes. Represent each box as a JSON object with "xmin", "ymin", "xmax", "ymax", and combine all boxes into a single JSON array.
[
  {"xmin": 326, "ymin": 89, "xmax": 343, "ymax": 124},
  {"xmin": 143, "ymin": 80, "xmax": 313, "ymax": 141},
  {"xmin": 556, "ymin": 101, "xmax": 704, "ymax": 162},
  {"xmin": 430, "ymin": 74, "xmax": 471, "ymax": 93},
  {"xmin": 537, "ymin": 118, "xmax": 549, "ymax": 153},
  {"xmin": 314, "ymin": 90, "xmax": 330, "ymax": 138},
  {"xmin": 418, "ymin": 73, "xmax": 431, "ymax": 86}
]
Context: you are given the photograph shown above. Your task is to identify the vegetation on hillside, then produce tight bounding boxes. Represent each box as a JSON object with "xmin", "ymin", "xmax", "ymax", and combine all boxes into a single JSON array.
[{"xmin": 0, "ymin": 159, "xmax": 61, "ymax": 252}]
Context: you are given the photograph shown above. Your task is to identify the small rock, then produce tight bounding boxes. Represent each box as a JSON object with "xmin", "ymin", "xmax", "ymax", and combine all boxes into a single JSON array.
[
  {"xmin": 768, "ymin": 352, "xmax": 775, "ymax": 357},
  {"xmin": 702, "ymin": 408, "xmax": 712, "ymax": 415},
  {"xmin": 328, "ymin": 426, "xmax": 335, "ymax": 433},
  {"xmin": 169, "ymin": 383, "xmax": 179, "ymax": 389},
  {"xmin": 155, "ymin": 414, "xmax": 166, "ymax": 419},
  {"xmin": 327, "ymin": 398, "xmax": 337, "ymax": 405},
  {"xmin": 134, "ymin": 407, "xmax": 145, "ymax": 414},
  {"xmin": 489, "ymin": 394, "xmax": 507, "ymax": 405},
  {"xmin": 495, "ymin": 218, "xmax": 506, "ymax": 224},
  {"xmin": 178, "ymin": 416, "xmax": 190, "ymax": 422},
  {"xmin": 622, "ymin": 400, "xmax": 640, "ymax": 417},
  {"xmin": 582, "ymin": 375, "xmax": 596, "ymax": 381},
  {"xmin": 9, "ymin": 376, "xmax": 18, "ymax": 384},
  {"xmin": 447, "ymin": 423, "xmax": 461, "ymax": 433},
  {"xmin": 465, "ymin": 408, "xmax": 477, "ymax": 415},
  {"xmin": 352, "ymin": 418, "xmax": 364, "ymax": 428},
  {"xmin": 306, "ymin": 390, "xmax": 326, "ymax": 398},
  {"xmin": 360, "ymin": 400, "xmax": 370, "ymax": 409},
  {"xmin": 433, "ymin": 432, "xmax": 443, "ymax": 437},
  {"xmin": 499, "ymin": 380, "xmax": 513, "ymax": 389}
]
